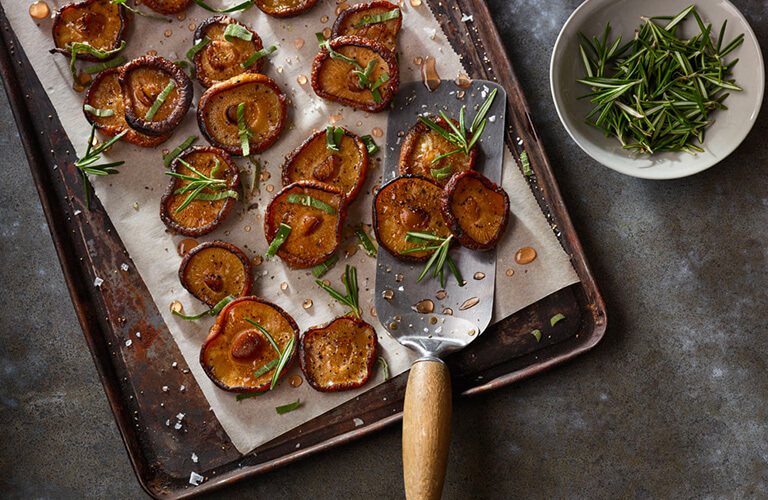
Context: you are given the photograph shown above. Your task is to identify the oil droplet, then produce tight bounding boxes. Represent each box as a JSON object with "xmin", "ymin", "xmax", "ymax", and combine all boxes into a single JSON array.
[
  {"xmin": 344, "ymin": 245, "xmax": 358, "ymax": 258},
  {"xmin": 473, "ymin": 272, "xmax": 485, "ymax": 280},
  {"xmin": 289, "ymin": 375, "xmax": 303, "ymax": 387},
  {"xmin": 389, "ymin": 321, "xmax": 398, "ymax": 330},
  {"xmin": 382, "ymin": 289, "xmax": 394, "ymax": 300},
  {"xmin": 322, "ymin": 27, "xmax": 331, "ymax": 38},
  {"xmin": 421, "ymin": 56, "xmax": 441, "ymax": 92},
  {"xmin": 266, "ymin": 185, "xmax": 274, "ymax": 192},
  {"xmin": 177, "ymin": 12, "xmax": 186, "ymax": 21},
  {"xmin": 370, "ymin": 306, "xmax": 377, "ymax": 317},
  {"xmin": 412, "ymin": 56, "xmax": 423, "ymax": 66},
  {"xmin": 442, "ymin": 308, "xmax": 453, "ymax": 315},
  {"xmin": 429, "ymin": 316, "xmax": 438, "ymax": 324},
  {"xmin": 330, "ymin": 113, "xmax": 343, "ymax": 124},
  {"xmin": 413, "ymin": 299, "xmax": 434, "ymax": 314},
  {"xmin": 253, "ymin": 255, "xmax": 263, "ymax": 266},
  {"xmin": 322, "ymin": 279, "xmax": 330, "ymax": 286},
  {"xmin": 371, "ymin": 127, "xmax": 383, "ymax": 138},
  {"xmin": 188, "ymin": 23, "xmax": 196, "ymax": 31},
  {"xmin": 435, "ymin": 290, "xmax": 447, "ymax": 300},
  {"xmin": 276, "ymin": 66, "xmax": 284, "ymax": 74},
  {"xmin": 356, "ymin": 121, "xmax": 362, "ymax": 126},
  {"xmin": 148, "ymin": 49, "xmax": 158, "ymax": 56},
  {"xmin": 294, "ymin": 38, "xmax": 305, "ymax": 49},
  {"xmin": 297, "ymin": 74, "xmax": 308, "ymax": 85},
  {"xmin": 456, "ymin": 90, "xmax": 466, "ymax": 99},
  {"xmin": 320, "ymin": 15, "xmax": 329, "ymax": 22},
  {"xmin": 280, "ymin": 282, "xmax": 288, "ymax": 291},
  {"xmin": 244, "ymin": 225, "xmax": 251, "ymax": 232},
  {"xmin": 164, "ymin": 29, "xmax": 173, "ymax": 37},
  {"xmin": 455, "ymin": 73, "xmax": 472, "ymax": 88},
  {"xmin": 395, "ymin": 273, "xmax": 404, "ymax": 282},
  {"xmin": 468, "ymin": 329, "xmax": 476, "ymax": 336},
  {"xmin": 459, "ymin": 297, "xmax": 479, "ymax": 310},
  {"xmin": 29, "ymin": 1, "xmax": 50, "ymax": 19},
  {"xmin": 335, "ymin": 3, "xmax": 348, "ymax": 14},
  {"xmin": 409, "ymin": 0, "xmax": 421, "ymax": 6},
  {"xmin": 514, "ymin": 247, "xmax": 537, "ymax": 265},
  {"xmin": 505, "ymin": 268, "xmax": 514, "ymax": 276},
  {"xmin": 260, "ymin": 170, "xmax": 271, "ymax": 181},
  {"xmin": 303, "ymin": 299, "xmax": 313, "ymax": 309},
  {"xmin": 170, "ymin": 301, "xmax": 183, "ymax": 313},
  {"xmin": 177, "ymin": 238, "xmax": 198, "ymax": 256},
  {"xmin": 162, "ymin": 148, "xmax": 170, "ymax": 156}
]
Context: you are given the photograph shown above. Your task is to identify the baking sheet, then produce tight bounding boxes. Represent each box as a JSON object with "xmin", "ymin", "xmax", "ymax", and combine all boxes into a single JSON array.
[{"xmin": 5, "ymin": 0, "xmax": 579, "ymax": 454}]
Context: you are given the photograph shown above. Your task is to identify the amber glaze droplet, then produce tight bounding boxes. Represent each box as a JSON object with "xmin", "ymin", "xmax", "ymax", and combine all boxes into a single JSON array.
[
  {"xmin": 294, "ymin": 38, "xmax": 305, "ymax": 49},
  {"xmin": 164, "ymin": 29, "xmax": 173, "ymax": 37},
  {"xmin": 442, "ymin": 308, "xmax": 453, "ymax": 315},
  {"xmin": 170, "ymin": 300, "xmax": 183, "ymax": 313},
  {"xmin": 29, "ymin": 1, "xmax": 50, "ymax": 19},
  {"xmin": 370, "ymin": 307, "xmax": 377, "ymax": 317},
  {"xmin": 289, "ymin": 375, "xmax": 303, "ymax": 388},
  {"xmin": 177, "ymin": 238, "xmax": 198, "ymax": 256},
  {"xmin": 412, "ymin": 56, "xmax": 423, "ymax": 66},
  {"xmin": 505, "ymin": 268, "xmax": 514, "ymax": 276},
  {"xmin": 302, "ymin": 299, "xmax": 313, "ymax": 309},
  {"xmin": 414, "ymin": 299, "xmax": 434, "ymax": 314},
  {"xmin": 253, "ymin": 255, "xmax": 263, "ymax": 266},
  {"xmin": 456, "ymin": 90, "xmax": 466, "ymax": 99},
  {"xmin": 322, "ymin": 27, "xmax": 332, "ymax": 38},
  {"xmin": 389, "ymin": 321, "xmax": 399, "ymax": 330},
  {"xmin": 280, "ymin": 282, "xmax": 288, "ymax": 291},
  {"xmin": 409, "ymin": 0, "xmax": 422, "ymax": 6},
  {"xmin": 514, "ymin": 247, "xmax": 537, "ymax": 265},
  {"xmin": 435, "ymin": 290, "xmax": 446, "ymax": 300},
  {"xmin": 297, "ymin": 75, "xmax": 308, "ymax": 85},
  {"xmin": 382, "ymin": 289, "xmax": 394, "ymax": 300},
  {"xmin": 395, "ymin": 273, "xmax": 404, "ymax": 282},
  {"xmin": 371, "ymin": 127, "xmax": 383, "ymax": 138},
  {"xmin": 473, "ymin": 272, "xmax": 485, "ymax": 280},
  {"xmin": 176, "ymin": 12, "xmax": 186, "ymax": 21},
  {"xmin": 421, "ymin": 56, "xmax": 441, "ymax": 92},
  {"xmin": 335, "ymin": 3, "xmax": 349, "ymax": 14},
  {"xmin": 455, "ymin": 73, "xmax": 472, "ymax": 88},
  {"xmin": 459, "ymin": 297, "xmax": 479, "ymax": 310},
  {"xmin": 321, "ymin": 15, "xmax": 329, "ymax": 22}
]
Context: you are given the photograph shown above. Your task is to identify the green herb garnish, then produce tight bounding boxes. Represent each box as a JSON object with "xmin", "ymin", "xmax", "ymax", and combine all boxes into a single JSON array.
[
  {"xmin": 253, "ymin": 359, "xmax": 279, "ymax": 379},
  {"xmin": 173, "ymin": 60, "xmax": 196, "ymax": 79},
  {"xmin": 576, "ymin": 6, "xmax": 744, "ymax": 154},
  {"xmin": 64, "ymin": 41, "xmax": 126, "ymax": 86},
  {"xmin": 520, "ymin": 150, "xmax": 532, "ymax": 176},
  {"xmin": 172, "ymin": 295, "xmax": 237, "ymax": 320},
  {"xmin": 276, "ymin": 398, "xmax": 301, "ymax": 414},
  {"xmin": 312, "ymin": 255, "xmax": 338, "ymax": 278},
  {"xmin": 403, "ymin": 232, "xmax": 463, "ymax": 287},
  {"xmin": 285, "ymin": 194, "xmax": 336, "ymax": 214},
  {"xmin": 191, "ymin": 0, "xmax": 254, "ymax": 13},
  {"xmin": 326, "ymin": 125, "xmax": 344, "ymax": 152},
  {"xmin": 165, "ymin": 158, "xmax": 238, "ymax": 213},
  {"xmin": 378, "ymin": 357, "xmax": 390, "ymax": 381},
  {"xmin": 241, "ymin": 45, "xmax": 277, "ymax": 68},
  {"xmin": 236, "ymin": 102, "xmax": 253, "ymax": 156},
  {"xmin": 223, "ymin": 23, "xmax": 252, "ymax": 42},
  {"xmin": 75, "ymin": 123, "xmax": 127, "ymax": 209},
  {"xmin": 355, "ymin": 224, "xmax": 377, "ymax": 257},
  {"xmin": 531, "ymin": 329, "xmax": 542, "ymax": 342},
  {"xmin": 430, "ymin": 165, "xmax": 453, "ymax": 181},
  {"xmin": 84, "ymin": 104, "xmax": 114, "ymax": 117},
  {"xmin": 316, "ymin": 33, "xmax": 390, "ymax": 102},
  {"xmin": 163, "ymin": 136, "xmax": 198, "ymax": 169},
  {"xmin": 110, "ymin": 0, "xmax": 169, "ymax": 21},
  {"xmin": 244, "ymin": 319, "xmax": 295, "ymax": 390},
  {"xmin": 352, "ymin": 9, "xmax": 400, "ymax": 28},
  {"xmin": 186, "ymin": 36, "xmax": 211, "ymax": 61},
  {"xmin": 84, "ymin": 55, "xmax": 126, "ymax": 74},
  {"xmin": 316, "ymin": 265, "xmax": 362, "ymax": 319},
  {"xmin": 266, "ymin": 223, "xmax": 291, "ymax": 259},
  {"xmin": 144, "ymin": 81, "xmax": 175, "ymax": 121},
  {"xmin": 236, "ymin": 391, "xmax": 264, "ymax": 401},
  {"xmin": 550, "ymin": 313, "xmax": 565, "ymax": 327},
  {"xmin": 360, "ymin": 134, "xmax": 379, "ymax": 154}
]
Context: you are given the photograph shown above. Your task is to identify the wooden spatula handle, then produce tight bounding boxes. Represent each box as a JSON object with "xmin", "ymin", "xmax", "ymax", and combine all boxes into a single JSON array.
[{"xmin": 402, "ymin": 357, "xmax": 452, "ymax": 500}]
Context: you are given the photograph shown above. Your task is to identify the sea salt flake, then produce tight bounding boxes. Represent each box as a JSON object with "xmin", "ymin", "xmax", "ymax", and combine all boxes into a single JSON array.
[
  {"xmin": 125, "ymin": 339, "xmax": 132, "ymax": 347},
  {"xmin": 74, "ymin": 209, "xmax": 82, "ymax": 216},
  {"xmin": 353, "ymin": 418, "xmax": 364, "ymax": 427},
  {"xmin": 121, "ymin": 263, "xmax": 129, "ymax": 271},
  {"xmin": 172, "ymin": 362, "xmax": 178, "ymax": 368},
  {"xmin": 295, "ymin": 443, "xmax": 301, "ymax": 449},
  {"xmin": 177, "ymin": 413, "xmax": 185, "ymax": 421},
  {"xmin": 174, "ymin": 422, "xmax": 182, "ymax": 430},
  {"xmin": 488, "ymin": 115, "xmax": 496, "ymax": 123},
  {"xmin": 461, "ymin": 13, "xmax": 473, "ymax": 22},
  {"xmin": 189, "ymin": 471, "xmax": 204, "ymax": 486},
  {"xmin": 180, "ymin": 385, "xmax": 186, "ymax": 392},
  {"xmin": 94, "ymin": 277, "xmax": 104, "ymax": 287},
  {"xmin": 191, "ymin": 453, "xmax": 198, "ymax": 463},
  {"xmin": 135, "ymin": 332, "xmax": 141, "ymax": 338},
  {"xmin": 162, "ymin": 386, "xmax": 169, "ymax": 392},
  {"xmin": 165, "ymin": 419, "xmax": 170, "ymax": 426}
]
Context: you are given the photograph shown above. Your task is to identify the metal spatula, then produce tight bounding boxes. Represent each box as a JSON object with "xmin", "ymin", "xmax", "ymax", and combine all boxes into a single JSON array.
[{"xmin": 374, "ymin": 80, "xmax": 507, "ymax": 499}]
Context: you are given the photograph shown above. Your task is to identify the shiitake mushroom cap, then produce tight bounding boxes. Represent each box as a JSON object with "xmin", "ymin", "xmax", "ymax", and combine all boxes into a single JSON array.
[
  {"xmin": 200, "ymin": 296, "xmax": 300, "ymax": 393},
  {"xmin": 179, "ymin": 240, "xmax": 253, "ymax": 307},
  {"xmin": 399, "ymin": 116, "xmax": 478, "ymax": 186},
  {"xmin": 311, "ymin": 35, "xmax": 399, "ymax": 113},
  {"xmin": 331, "ymin": 1, "xmax": 402, "ymax": 51},
  {"xmin": 299, "ymin": 316, "xmax": 378, "ymax": 392},
  {"xmin": 440, "ymin": 170, "xmax": 510, "ymax": 251},
  {"xmin": 142, "ymin": 0, "xmax": 190, "ymax": 14},
  {"xmin": 282, "ymin": 128, "xmax": 369, "ymax": 203},
  {"xmin": 193, "ymin": 16, "xmax": 266, "ymax": 88},
  {"xmin": 119, "ymin": 56, "xmax": 194, "ymax": 136},
  {"xmin": 197, "ymin": 73, "xmax": 287, "ymax": 156},
  {"xmin": 160, "ymin": 146, "xmax": 240, "ymax": 237},
  {"xmin": 373, "ymin": 174, "xmax": 451, "ymax": 262},
  {"xmin": 51, "ymin": 0, "xmax": 128, "ymax": 61},
  {"xmin": 264, "ymin": 181, "xmax": 348, "ymax": 269},
  {"xmin": 253, "ymin": 0, "xmax": 318, "ymax": 18},
  {"xmin": 83, "ymin": 68, "xmax": 171, "ymax": 147}
]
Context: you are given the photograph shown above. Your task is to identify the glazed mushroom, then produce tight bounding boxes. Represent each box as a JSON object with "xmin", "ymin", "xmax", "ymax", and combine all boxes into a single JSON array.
[
  {"xmin": 142, "ymin": 0, "xmax": 190, "ymax": 15},
  {"xmin": 192, "ymin": 16, "xmax": 268, "ymax": 88},
  {"xmin": 399, "ymin": 116, "xmax": 478, "ymax": 186},
  {"xmin": 200, "ymin": 296, "xmax": 299, "ymax": 393},
  {"xmin": 179, "ymin": 241, "xmax": 253, "ymax": 307},
  {"xmin": 299, "ymin": 316, "xmax": 378, "ymax": 392},
  {"xmin": 311, "ymin": 35, "xmax": 399, "ymax": 113},
  {"xmin": 331, "ymin": 1, "xmax": 402, "ymax": 51},
  {"xmin": 119, "ymin": 56, "xmax": 194, "ymax": 136},
  {"xmin": 197, "ymin": 73, "xmax": 287, "ymax": 156},
  {"xmin": 253, "ymin": 0, "xmax": 318, "ymax": 17},
  {"xmin": 83, "ymin": 68, "xmax": 171, "ymax": 147},
  {"xmin": 51, "ymin": 0, "xmax": 128, "ymax": 61},
  {"xmin": 440, "ymin": 170, "xmax": 510, "ymax": 251},
  {"xmin": 373, "ymin": 175, "xmax": 451, "ymax": 261},
  {"xmin": 264, "ymin": 181, "xmax": 348, "ymax": 269},
  {"xmin": 282, "ymin": 127, "xmax": 369, "ymax": 203},
  {"xmin": 160, "ymin": 146, "xmax": 240, "ymax": 237}
]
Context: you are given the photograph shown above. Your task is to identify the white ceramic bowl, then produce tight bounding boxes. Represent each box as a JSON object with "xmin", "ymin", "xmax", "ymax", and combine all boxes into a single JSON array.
[{"xmin": 550, "ymin": 0, "xmax": 764, "ymax": 179}]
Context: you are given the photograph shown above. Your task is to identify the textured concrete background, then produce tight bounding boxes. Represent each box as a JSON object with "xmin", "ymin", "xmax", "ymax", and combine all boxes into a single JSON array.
[{"xmin": 2, "ymin": 0, "xmax": 767, "ymax": 498}]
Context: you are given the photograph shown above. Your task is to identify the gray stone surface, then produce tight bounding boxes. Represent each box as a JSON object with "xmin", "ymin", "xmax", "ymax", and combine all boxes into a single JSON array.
[{"xmin": 2, "ymin": 0, "xmax": 767, "ymax": 498}]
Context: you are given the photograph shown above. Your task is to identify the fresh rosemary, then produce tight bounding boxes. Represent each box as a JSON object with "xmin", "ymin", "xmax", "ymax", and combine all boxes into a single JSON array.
[
  {"xmin": 285, "ymin": 194, "xmax": 336, "ymax": 215},
  {"xmin": 312, "ymin": 254, "xmax": 338, "ymax": 278},
  {"xmin": 75, "ymin": 123, "xmax": 127, "ymax": 210},
  {"xmin": 355, "ymin": 224, "xmax": 377, "ymax": 257},
  {"xmin": 352, "ymin": 9, "xmax": 400, "ymax": 28},
  {"xmin": 236, "ymin": 102, "xmax": 253, "ymax": 156},
  {"xmin": 110, "ymin": 0, "xmax": 169, "ymax": 21},
  {"xmin": 171, "ymin": 295, "xmax": 237, "ymax": 320},
  {"xmin": 63, "ymin": 41, "xmax": 126, "ymax": 86},
  {"xmin": 191, "ymin": 0, "xmax": 254, "ymax": 13},
  {"xmin": 275, "ymin": 398, "xmax": 301, "ymax": 414},
  {"xmin": 241, "ymin": 46, "xmax": 277, "ymax": 68},
  {"xmin": 326, "ymin": 126, "xmax": 344, "ymax": 152},
  {"xmin": 165, "ymin": 158, "xmax": 238, "ymax": 213},
  {"xmin": 316, "ymin": 34, "xmax": 390, "ymax": 103},
  {"xmin": 316, "ymin": 265, "xmax": 362, "ymax": 319},
  {"xmin": 403, "ymin": 232, "xmax": 464, "ymax": 287},
  {"xmin": 244, "ymin": 319, "xmax": 295, "ymax": 390},
  {"xmin": 266, "ymin": 223, "xmax": 291, "ymax": 259},
  {"xmin": 144, "ymin": 81, "xmax": 175, "ymax": 121},
  {"xmin": 360, "ymin": 134, "xmax": 379, "ymax": 154},
  {"xmin": 162, "ymin": 135, "xmax": 198, "ymax": 169}
]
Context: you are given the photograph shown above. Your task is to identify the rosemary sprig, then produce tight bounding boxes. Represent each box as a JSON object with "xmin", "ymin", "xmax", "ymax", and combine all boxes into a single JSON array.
[
  {"xmin": 186, "ymin": 36, "xmax": 210, "ymax": 61},
  {"xmin": 236, "ymin": 102, "xmax": 253, "ymax": 156},
  {"xmin": 360, "ymin": 135, "xmax": 379, "ymax": 154},
  {"xmin": 354, "ymin": 224, "xmax": 377, "ymax": 257},
  {"xmin": 276, "ymin": 398, "xmax": 300, "ymax": 414},
  {"xmin": 75, "ymin": 123, "xmax": 127, "ymax": 209},
  {"xmin": 312, "ymin": 254, "xmax": 338, "ymax": 278},
  {"xmin": 316, "ymin": 265, "xmax": 361, "ymax": 319},
  {"xmin": 377, "ymin": 357, "xmax": 390, "ymax": 381},
  {"xmin": 244, "ymin": 319, "xmax": 295, "ymax": 390},
  {"xmin": 285, "ymin": 194, "xmax": 336, "ymax": 214},
  {"xmin": 266, "ymin": 223, "xmax": 291, "ymax": 259},
  {"xmin": 144, "ymin": 81, "xmax": 175, "ymax": 121},
  {"xmin": 172, "ymin": 295, "xmax": 236, "ymax": 320},
  {"xmin": 162, "ymin": 135, "xmax": 198, "ymax": 168},
  {"xmin": 241, "ymin": 45, "xmax": 277, "ymax": 68},
  {"xmin": 404, "ymin": 232, "xmax": 463, "ymax": 287},
  {"xmin": 326, "ymin": 125, "xmax": 344, "ymax": 152},
  {"xmin": 63, "ymin": 41, "xmax": 126, "ymax": 86},
  {"xmin": 191, "ymin": 0, "xmax": 254, "ymax": 13},
  {"xmin": 352, "ymin": 9, "xmax": 400, "ymax": 28},
  {"xmin": 165, "ymin": 158, "xmax": 238, "ymax": 213},
  {"xmin": 110, "ymin": 0, "xmax": 169, "ymax": 21},
  {"xmin": 316, "ymin": 34, "xmax": 390, "ymax": 102},
  {"xmin": 84, "ymin": 55, "xmax": 126, "ymax": 74}
]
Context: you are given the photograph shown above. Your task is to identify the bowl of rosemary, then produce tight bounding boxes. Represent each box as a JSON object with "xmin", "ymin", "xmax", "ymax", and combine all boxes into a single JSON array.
[{"xmin": 550, "ymin": 0, "xmax": 764, "ymax": 179}]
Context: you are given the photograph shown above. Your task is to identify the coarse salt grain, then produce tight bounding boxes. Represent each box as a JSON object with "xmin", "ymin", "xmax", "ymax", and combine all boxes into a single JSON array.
[
  {"xmin": 180, "ymin": 385, "xmax": 186, "ymax": 392},
  {"xmin": 174, "ymin": 422, "xmax": 182, "ymax": 430},
  {"xmin": 165, "ymin": 419, "xmax": 170, "ymax": 426},
  {"xmin": 135, "ymin": 332, "xmax": 141, "ymax": 338},
  {"xmin": 74, "ymin": 209, "xmax": 82, "ymax": 216},
  {"xmin": 488, "ymin": 115, "xmax": 496, "ymax": 123},
  {"xmin": 121, "ymin": 263, "xmax": 129, "ymax": 271},
  {"xmin": 125, "ymin": 339, "xmax": 132, "ymax": 347},
  {"xmin": 162, "ymin": 386, "xmax": 169, "ymax": 392},
  {"xmin": 353, "ymin": 418, "xmax": 364, "ymax": 427},
  {"xmin": 189, "ymin": 471, "xmax": 204, "ymax": 486},
  {"xmin": 191, "ymin": 453, "xmax": 198, "ymax": 463},
  {"xmin": 172, "ymin": 362, "xmax": 178, "ymax": 368},
  {"xmin": 177, "ymin": 413, "xmax": 185, "ymax": 420},
  {"xmin": 461, "ymin": 13, "xmax": 473, "ymax": 22},
  {"xmin": 94, "ymin": 277, "xmax": 104, "ymax": 287}
]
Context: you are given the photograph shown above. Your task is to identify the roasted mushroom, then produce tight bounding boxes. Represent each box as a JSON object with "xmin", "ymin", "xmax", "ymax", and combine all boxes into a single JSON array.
[
  {"xmin": 254, "ymin": 0, "xmax": 318, "ymax": 17},
  {"xmin": 311, "ymin": 35, "xmax": 399, "ymax": 113},
  {"xmin": 282, "ymin": 128, "xmax": 369, "ymax": 203},
  {"xmin": 197, "ymin": 73, "xmax": 287, "ymax": 156},
  {"xmin": 399, "ymin": 116, "xmax": 478, "ymax": 186},
  {"xmin": 52, "ymin": 0, "xmax": 128, "ymax": 61},
  {"xmin": 200, "ymin": 296, "xmax": 299, "ymax": 393},
  {"xmin": 160, "ymin": 146, "xmax": 240, "ymax": 237},
  {"xmin": 179, "ymin": 241, "xmax": 253, "ymax": 307},
  {"xmin": 193, "ymin": 16, "xmax": 267, "ymax": 88},
  {"xmin": 83, "ymin": 68, "xmax": 171, "ymax": 147},
  {"xmin": 331, "ymin": 1, "xmax": 402, "ymax": 51},
  {"xmin": 264, "ymin": 181, "xmax": 347, "ymax": 268},
  {"xmin": 373, "ymin": 175, "xmax": 451, "ymax": 261},
  {"xmin": 142, "ymin": 0, "xmax": 189, "ymax": 14},
  {"xmin": 440, "ymin": 170, "xmax": 510, "ymax": 251},
  {"xmin": 299, "ymin": 316, "xmax": 377, "ymax": 392},
  {"xmin": 119, "ymin": 56, "xmax": 193, "ymax": 136}
]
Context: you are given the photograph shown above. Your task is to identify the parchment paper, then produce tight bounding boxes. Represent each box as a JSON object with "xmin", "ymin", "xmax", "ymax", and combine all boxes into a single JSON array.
[{"xmin": 6, "ymin": 0, "xmax": 579, "ymax": 454}]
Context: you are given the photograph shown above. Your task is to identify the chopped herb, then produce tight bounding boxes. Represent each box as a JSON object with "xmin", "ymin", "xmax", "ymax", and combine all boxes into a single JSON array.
[
  {"xmin": 531, "ymin": 329, "xmax": 542, "ymax": 342},
  {"xmin": 266, "ymin": 223, "xmax": 291, "ymax": 259},
  {"xmin": 165, "ymin": 158, "xmax": 238, "ymax": 213},
  {"xmin": 276, "ymin": 398, "xmax": 301, "ymax": 414},
  {"xmin": 173, "ymin": 60, "xmax": 196, "ymax": 79},
  {"xmin": 144, "ymin": 81, "xmax": 175, "ymax": 121},
  {"xmin": 520, "ymin": 150, "xmax": 532, "ymax": 176},
  {"xmin": 64, "ymin": 41, "xmax": 126, "ymax": 86},
  {"xmin": 172, "ymin": 295, "xmax": 237, "ymax": 320},
  {"xmin": 404, "ymin": 232, "xmax": 463, "ymax": 287},
  {"xmin": 191, "ymin": 0, "xmax": 254, "ymax": 13},
  {"xmin": 316, "ymin": 33, "xmax": 389, "ymax": 102},
  {"xmin": 244, "ymin": 319, "xmax": 294, "ymax": 390},
  {"xmin": 186, "ymin": 36, "xmax": 211, "ymax": 61},
  {"xmin": 360, "ymin": 134, "xmax": 379, "ymax": 154},
  {"xmin": 236, "ymin": 391, "xmax": 264, "ymax": 401},
  {"xmin": 312, "ymin": 255, "xmax": 338, "ymax": 278},
  {"xmin": 430, "ymin": 165, "xmax": 453, "ymax": 181},
  {"xmin": 378, "ymin": 357, "xmax": 390, "ymax": 381},
  {"xmin": 84, "ymin": 55, "xmax": 126, "ymax": 74},
  {"xmin": 355, "ymin": 224, "xmax": 377, "ymax": 257},
  {"xmin": 84, "ymin": 104, "xmax": 114, "ymax": 117},
  {"xmin": 285, "ymin": 194, "xmax": 336, "ymax": 214},
  {"xmin": 550, "ymin": 313, "xmax": 565, "ymax": 327},
  {"xmin": 316, "ymin": 265, "xmax": 361, "ymax": 318},
  {"xmin": 326, "ymin": 125, "xmax": 344, "ymax": 152},
  {"xmin": 223, "ymin": 23, "xmax": 252, "ymax": 42},
  {"xmin": 110, "ymin": 0, "xmax": 169, "ymax": 21},
  {"xmin": 163, "ymin": 135, "xmax": 198, "ymax": 168},
  {"xmin": 75, "ymin": 123, "xmax": 127, "ymax": 209},
  {"xmin": 236, "ymin": 102, "xmax": 253, "ymax": 156},
  {"xmin": 352, "ymin": 8, "xmax": 400, "ymax": 28},
  {"xmin": 248, "ymin": 155, "xmax": 260, "ymax": 194},
  {"xmin": 241, "ymin": 45, "xmax": 277, "ymax": 68},
  {"xmin": 253, "ymin": 358, "xmax": 279, "ymax": 378}
]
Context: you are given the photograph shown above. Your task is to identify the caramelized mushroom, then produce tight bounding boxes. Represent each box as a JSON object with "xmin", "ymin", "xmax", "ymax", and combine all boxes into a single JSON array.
[
  {"xmin": 299, "ymin": 316, "xmax": 377, "ymax": 392},
  {"xmin": 200, "ymin": 296, "xmax": 299, "ymax": 393},
  {"xmin": 197, "ymin": 73, "xmax": 287, "ymax": 156},
  {"xmin": 440, "ymin": 170, "xmax": 510, "ymax": 250},
  {"xmin": 311, "ymin": 35, "xmax": 399, "ymax": 113},
  {"xmin": 331, "ymin": 1, "xmax": 402, "ymax": 51},
  {"xmin": 399, "ymin": 116, "xmax": 478, "ymax": 186},
  {"xmin": 264, "ymin": 181, "xmax": 347, "ymax": 268},
  {"xmin": 84, "ymin": 68, "xmax": 171, "ymax": 147},
  {"xmin": 193, "ymin": 16, "xmax": 267, "ymax": 88},
  {"xmin": 282, "ymin": 128, "xmax": 369, "ymax": 203},
  {"xmin": 142, "ymin": 0, "xmax": 190, "ymax": 14},
  {"xmin": 253, "ymin": 0, "xmax": 318, "ymax": 17},
  {"xmin": 160, "ymin": 146, "xmax": 240, "ymax": 237},
  {"xmin": 179, "ymin": 241, "xmax": 253, "ymax": 307},
  {"xmin": 373, "ymin": 175, "xmax": 450, "ymax": 261},
  {"xmin": 119, "ymin": 56, "xmax": 193, "ymax": 136},
  {"xmin": 51, "ymin": 0, "xmax": 127, "ymax": 61}
]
